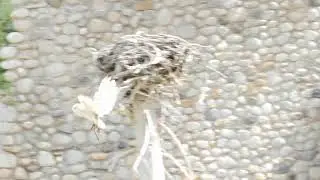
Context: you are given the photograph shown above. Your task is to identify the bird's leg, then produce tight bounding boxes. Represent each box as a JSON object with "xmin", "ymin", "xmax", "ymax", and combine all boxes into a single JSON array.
[
  {"xmin": 90, "ymin": 123, "xmax": 95, "ymax": 130},
  {"xmin": 90, "ymin": 124, "xmax": 100, "ymax": 141},
  {"xmin": 94, "ymin": 128, "xmax": 100, "ymax": 141}
]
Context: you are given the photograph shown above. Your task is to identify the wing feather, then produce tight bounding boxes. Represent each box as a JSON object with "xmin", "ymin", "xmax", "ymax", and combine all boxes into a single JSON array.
[
  {"xmin": 78, "ymin": 95, "xmax": 97, "ymax": 113},
  {"xmin": 72, "ymin": 103, "xmax": 96, "ymax": 123},
  {"xmin": 93, "ymin": 76, "xmax": 120, "ymax": 117}
]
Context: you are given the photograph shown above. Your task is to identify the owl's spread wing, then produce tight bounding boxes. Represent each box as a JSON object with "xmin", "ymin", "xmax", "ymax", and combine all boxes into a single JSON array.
[
  {"xmin": 93, "ymin": 76, "xmax": 120, "ymax": 117},
  {"xmin": 72, "ymin": 103, "xmax": 96, "ymax": 123},
  {"xmin": 77, "ymin": 95, "xmax": 97, "ymax": 113}
]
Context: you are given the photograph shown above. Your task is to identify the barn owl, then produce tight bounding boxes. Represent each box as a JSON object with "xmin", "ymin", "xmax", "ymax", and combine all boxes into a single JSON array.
[{"xmin": 72, "ymin": 76, "xmax": 120, "ymax": 132}]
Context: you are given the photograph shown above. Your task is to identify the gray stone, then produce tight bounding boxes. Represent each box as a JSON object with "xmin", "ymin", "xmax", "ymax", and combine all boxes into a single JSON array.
[
  {"xmin": 296, "ymin": 150, "xmax": 317, "ymax": 161},
  {"xmin": 72, "ymin": 131, "xmax": 87, "ymax": 144},
  {"xmin": 16, "ymin": 79, "xmax": 34, "ymax": 93},
  {"xmin": 279, "ymin": 22, "xmax": 293, "ymax": 32},
  {"xmin": 29, "ymin": 172, "xmax": 43, "ymax": 179},
  {"xmin": 62, "ymin": 24, "xmax": 78, "ymax": 35},
  {"xmin": 116, "ymin": 167, "xmax": 132, "ymax": 179},
  {"xmin": 0, "ymin": 47, "xmax": 17, "ymax": 59},
  {"xmin": 108, "ymin": 131, "xmax": 121, "ymax": 142},
  {"xmin": 275, "ymin": 53, "xmax": 288, "ymax": 62},
  {"xmin": 88, "ymin": 131, "xmax": 107, "ymax": 144},
  {"xmin": 0, "ymin": 104, "xmax": 17, "ymax": 122},
  {"xmin": 0, "ymin": 169, "xmax": 12, "ymax": 178},
  {"xmin": 71, "ymin": 36, "xmax": 85, "ymax": 48},
  {"xmin": 200, "ymin": 26, "xmax": 216, "ymax": 35},
  {"xmin": 268, "ymin": 72, "xmax": 283, "ymax": 85},
  {"xmin": 51, "ymin": 133, "xmax": 73, "ymax": 147},
  {"xmin": 51, "ymin": 174, "xmax": 60, "ymax": 180},
  {"xmin": 220, "ymin": 129, "xmax": 236, "ymax": 138},
  {"xmin": 67, "ymin": 164, "xmax": 87, "ymax": 173},
  {"xmin": 11, "ymin": 8, "xmax": 29, "ymax": 18},
  {"xmin": 196, "ymin": 140, "xmax": 209, "ymax": 149},
  {"xmin": 6, "ymin": 32, "xmax": 24, "ymax": 43},
  {"xmin": 217, "ymin": 156, "xmax": 237, "ymax": 169},
  {"xmin": 220, "ymin": 109, "xmax": 232, "ymax": 117},
  {"xmin": 46, "ymin": 0, "xmax": 62, "ymax": 8},
  {"xmin": 228, "ymin": 139, "xmax": 241, "ymax": 149},
  {"xmin": 193, "ymin": 161, "xmax": 206, "ymax": 172},
  {"xmin": 273, "ymin": 159, "xmax": 295, "ymax": 173},
  {"xmin": 303, "ymin": 140, "xmax": 316, "ymax": 150},
  {"xmin": 88, "ymin": 19, "xmax": 109, "ymax": 33},
  {"xmin": 216, "ymin": 169, "xmax": 227, "ymax": 178},
  {"xmin": 13, "ymin": 20, "xmax": 32, "ymax": 31},
  {"xmin": 0, "ymin": 153, "xmax": 17, "ymax": 168},
  {"xmin": 197, "ymin": 10, "xmax": 211, "ymax": 18},
  {"xmin": 38, "ymin": 40, "xmax": 54, "ymax": 53},
  {"xmin": 37, "ymin": 151, "xmax": 56, "ymax": 166},
  {"xmin": 14, "ymin": 167, "xmax": 28, "ymax": 179},
  {"xmin": 62, "ymin": 174, "xmax": 78, "ymax": 180},
  {"xmin": 217, "ymin": 138, "xmax": 228, "ymax": 148},
  {"xmin": 201, "ymin": 174, "xmax": 216, "ymax": 179},
  {"xmin": 68, "ymin": 14, "xmax": 83, "ymax": 22},
  {"xmin": 176, "ymin": 24, "xmax": 197, "ymax": 39},
  {"xmin": 262, "ymin": 103, "xmax": 273, "ymax": 114},
  {"xmin": 205, "ymin": 17, "xmax": 217, "ymax": 25},
  {"xmin": 207, "ymin": 162, "xmax": 218, "ymax": 171},
  {"xmin": 238, "ymin": 130, "xmax": 251, "ymax": 140},
  {"xmin": 24, "ymin": 60, "xmax": 39, "ymax": 68},
  {"xmin": 280, "ymin": 146, "xmax": 294, "ymax": 156},
  {"xmin": 238, "ymin": 169, "xmax": 249, "ymax": 177},
  {"xmin": 246, "ymin": 136, "xmax": 262, "ymax": 149},
  {"xmin": 295, "ymin": 173, "xmax": 309, "ymax": 180},
  {"xmin": 275, "ymin": 33, "xmax": 290, "ymax": 45},
  {"xmin": 199, "ymin": 129, "xmax": 215, "ymax": 140},
  {"xmin": 186, "ymin": 122, "xmax": 201, "ymax": 131},
  {"xmin": 158, "ymin": 9, "xmax": 172, "ymax": 25},
  {"xmin": 0, "ymin": 123, "xmax": 21, "ymax": 133},
  {"xmin": 107, "ymin": 11, "xmax": 120, "ymax": 22},
  {"xmin": 210, "ymin": 35, "xmax": 221, "ymax": 44},
  {"xmin": 272, "ymin": 137, "xmax": 286, "ymax": 148},
  {"xmin": 291, "ymin": 161, "xmax": 310, "ymax": 173},
  {"xmin": 251, "ymin": 106, "xmax": 262, "ymax": 115},
  {"xmin": 245, "ymin": 38, "xmax": 262, "ymax": 50},
  {"xmin": 227, "ymin": 7, "xmax": 247, "ymax": 22},
  {"xmin": 55, "ymin": 14, "xmax": 66, "ymax": 24},
  {"xmin": 63, "ymin": 150, "xmax": 85, "ymax": 165},
  {"xmin": 226, "ymin": 34, "xmax": 243, "ymax": 43},
  {"xmin": 35, "ymin": 115, "xmax": 54, "ymax": 127},
  {"xmin": 111, "ymin": 24, "xmax": 123, "ymax": 32},
  {"xmin": 1, "ymin": 60, "xmax": 22, "ymax": 69},
  {"xmin": 57, "ymin": 35, "xmax": 71, "ymax": 45},
  {"xmin": 45, "ymin": 63, "xmax": 66, "ymax": 77},
  {"xmin": 309, "ymin": 167, "xmax": 320, "ymax": 180},
  {"xmin": 3, "ymin": 71, "xmax": 18, "ymax": 81},
  {"xmin": 34, "ymin": 104, "xmax": 49, "ymax": 113},
  {"xmin": 304, "ymin": 30, "xmax": 319, "ymax": 41},
  {"xmin": 254, "ymin": 173, "xmax": 267, "ymax": 180}
]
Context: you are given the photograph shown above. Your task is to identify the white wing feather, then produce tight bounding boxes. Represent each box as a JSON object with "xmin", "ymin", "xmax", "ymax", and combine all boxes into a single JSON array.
[
  {"xmin": 72, "ymin": 102, "xmax": 107, "ymax": 129},
  {"xmin": 72, "ymin": 76, "xmax": 119, "ymax": 130},
  {"xmin": 72, "ymin": 103, "xmax": 96, "ymax": 122},
  {"xmin": 77, "ymin": 95, "xmax": 97, "ymax": 113},
  {"xmin": 93, "ymin": 76, "xmax": 120, "ymax": 117}
]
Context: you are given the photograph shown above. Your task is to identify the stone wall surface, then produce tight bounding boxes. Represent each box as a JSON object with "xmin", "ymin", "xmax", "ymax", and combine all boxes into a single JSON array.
[{"xmin": 0, "ymin": 0, "xmax": 320, "ymax": 179}]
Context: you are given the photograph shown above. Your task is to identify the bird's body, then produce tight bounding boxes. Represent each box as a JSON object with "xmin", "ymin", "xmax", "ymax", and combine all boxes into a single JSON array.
[{"xmin": 72, "ymin": 76, "xmax": 120, "ymax": 132}]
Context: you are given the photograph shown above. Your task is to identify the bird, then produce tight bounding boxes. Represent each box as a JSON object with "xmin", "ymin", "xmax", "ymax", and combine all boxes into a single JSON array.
[{"xmin": 72, "ymin": 76, "xmax": 120, "ymax": 136}]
